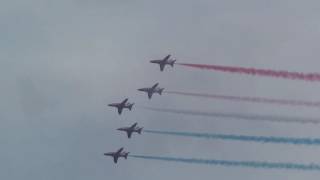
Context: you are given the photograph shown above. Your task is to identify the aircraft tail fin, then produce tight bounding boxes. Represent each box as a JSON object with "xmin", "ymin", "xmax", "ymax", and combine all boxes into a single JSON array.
[
  {"xmin": 128, "ymin": 103, "xmax": 134, "ymax": 111},
  {"xmin": 137, "ymin": 127, "xmax": 143, "ymax": 134},
  {"xmin": 158, "ymin": 88, "xmax": 164, "ymax": 95},
  {"xmin": 170, "ymin": 60, "xmax": 176, "ymax": 67}
]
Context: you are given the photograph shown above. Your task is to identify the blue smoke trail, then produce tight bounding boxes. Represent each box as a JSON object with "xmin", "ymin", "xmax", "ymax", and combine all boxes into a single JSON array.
[
  {"xmin": 144, "ymin": 130, "xmax": 320, "ymax": 146},
  {"xmin": 140, "ymin": 106, "xmax": 320, "ymax": 124},
  {"xmin": 129, "ymin": 155, "xmax": 320, "ymax": 171}
]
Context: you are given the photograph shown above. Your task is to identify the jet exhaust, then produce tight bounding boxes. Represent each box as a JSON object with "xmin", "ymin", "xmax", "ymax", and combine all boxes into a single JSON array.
[
  {"xmin": 144, "ymin": 129, "xmax": 320, "ymax": 146},
  {"xmin": 140, "ymin": 106, "xmax": 320, "ymax": 124},
  {"xmin": 129, "ymin": 155, "xmax": 320, "ymax": 171},
  {"xmin": 165, "ymin": 91, "xmax": 320, "ymax": 108},
  {"xmin": 178, "ymin": 63, "xmax": 320, "ymax": 82}
]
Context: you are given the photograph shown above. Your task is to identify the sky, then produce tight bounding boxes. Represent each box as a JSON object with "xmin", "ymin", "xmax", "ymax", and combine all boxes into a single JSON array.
[{"xmin": 2, "ymin": 0, "xmax": 320, "ymax": 179}]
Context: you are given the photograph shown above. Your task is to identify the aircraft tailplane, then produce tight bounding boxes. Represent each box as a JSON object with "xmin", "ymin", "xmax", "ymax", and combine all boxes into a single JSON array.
[
  {"xmin": 124, "ymin": 152, "xmax": 129, "ymax": 159},
  {"xmin": 158, "ymin": 88, "xmax": 164, "ymax": 95},
  {"xmin": 128, "ymin": 103, "xmax": 134, "ymax": 110},
  {"xmin": 137, "ymin": 127, "xmax": 143, "ymax": 134},
  {"xmin": 170, "ymin": 60, "xmax": 176, "ymax": 67}
]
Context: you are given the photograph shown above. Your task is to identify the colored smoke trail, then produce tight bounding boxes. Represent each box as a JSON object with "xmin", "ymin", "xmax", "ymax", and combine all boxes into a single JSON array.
[
  {"xmin": 141, "ymin": 107, "xmax": 320, "ymax": 124},
  {"xmin": 130, "ymin": 155, "xmax": 320, "ymax": 171},
  {"xmin": 178, "ymin": 63, "xmax": 320, "ymax": 82},
  {"xmin": 144, "ymin": 130, "xmax": 320, "ymax": 146},
  {"xmin": 165, "ymin": 91, "xmax": 320, "ymax": 108}
]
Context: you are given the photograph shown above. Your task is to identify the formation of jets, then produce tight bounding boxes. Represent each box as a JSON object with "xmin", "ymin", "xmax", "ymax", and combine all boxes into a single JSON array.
[{"xmin": 106, "ymin": 54, "xmax": 176, "ymax": 163}]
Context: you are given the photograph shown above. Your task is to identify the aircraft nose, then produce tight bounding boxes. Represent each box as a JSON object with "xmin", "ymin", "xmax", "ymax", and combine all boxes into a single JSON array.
[{"xmin": 137, "ymin": 88, "xmax": 143, "ymax": 91}]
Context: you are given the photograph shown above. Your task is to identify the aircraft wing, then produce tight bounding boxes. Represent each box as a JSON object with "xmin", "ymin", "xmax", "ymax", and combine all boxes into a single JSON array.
[
  {"xmin": 152, "ymin": 83, "xmax": 159, "ymax": 89},
  {"xmin": 148, "ymin": 91, "xmax": 153, "ymax": 99},
  {"xmin": 121, "ymin": 98, "xmax": 128, "ymax": 104},
  {"xmin": 160, "ymin": 64, "xmax": 165, "ymax": 71},
  {"xmin": 163, "ymin": 54, "xmax": 171, "ymax": 61},
  {"xmin": 131, "ymin": 123, "xmax": 138, "ymax": 128},
  {"xmin": 117, "ymin": 148, "xmax": 124, "ymax": 154},
  {"xmin": 113, "ymin": 156, "xmax": 118, "ymax": 163},
  {"xmin": 127, "ymin": 131, "xmax": 133, "ymax": 138},
  {"xmin": 118, "ymin": 107, "xmax": 123, "ymax": 115}
]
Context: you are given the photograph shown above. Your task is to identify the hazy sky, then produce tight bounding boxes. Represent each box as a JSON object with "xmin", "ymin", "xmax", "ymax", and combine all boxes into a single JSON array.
[{"xmin": 2, "ymin": 0, "xmax": 320, "ymax": 179}]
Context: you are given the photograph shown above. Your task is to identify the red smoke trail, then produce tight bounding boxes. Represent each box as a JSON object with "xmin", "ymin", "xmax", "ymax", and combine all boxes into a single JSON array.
[
  {"xmin": 165, "ymin": 91, "xmax": 320, "ymax": 108},
  {"xmin": 178, "ymin": 63, "xmax": 320, "ymax": 82}
]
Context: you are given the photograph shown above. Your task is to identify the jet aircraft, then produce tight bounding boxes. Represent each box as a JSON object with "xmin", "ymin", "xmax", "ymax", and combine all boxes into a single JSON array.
[
  {"xmin": 108, "ymin": 98, "xmax": 134, "ymax": 115},
  {"xmin": 117, "ymin": 123, "xmax": 143, "ymax": 138},
  {"xmin": 150, "ymin": 54, "xmax": 176, "ymax": 71},
  {"xmin": 138, "ymin": 83, "xmax": 164, "ymax": 99},
  {"xmin": 104, "ymin": 147, "xmax": 129, "ymax": 163}
]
